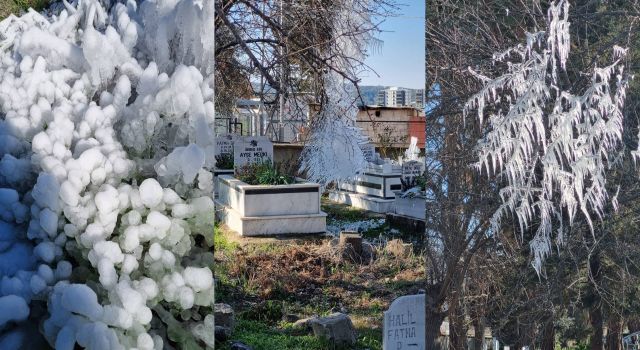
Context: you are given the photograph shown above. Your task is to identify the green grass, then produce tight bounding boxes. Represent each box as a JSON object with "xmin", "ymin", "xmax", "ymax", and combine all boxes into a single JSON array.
[
  {"xmin": 218, "ymin": 319, "xmax": 332, "ymax": 350},
  {"xmin": 355, "ymin": 329, "xmax": 382, "ymax": 349},
  {"xmin": 322, "ymin": 203, "xmax": 369, "ymax": 221},
  {"xmin": 213, "ymin": 215, "xmax": 421, "ymax": 350},
  {"xmin": 214, "ymin": 224, "xmax": 238, "ymax": 253},
  {"xmin": 218, "ymin": 318, "xmax": 383, "ymax": 350},
  {"xmin": 213, "ymin": 224, "xmax": 237, "ymax": 302},
  {"xmin": 0, "ymin": 0, "xmax": 49, "ymax": 20},
  {"xmin": 359, "ymin": 222, "xmax": 391, "ymax": 238}
]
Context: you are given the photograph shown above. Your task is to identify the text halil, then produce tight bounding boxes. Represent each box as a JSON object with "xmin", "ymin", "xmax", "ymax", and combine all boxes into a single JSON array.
[{"xmin": 383, "ymin": 294, "xmax": 425, "ymax": 350}]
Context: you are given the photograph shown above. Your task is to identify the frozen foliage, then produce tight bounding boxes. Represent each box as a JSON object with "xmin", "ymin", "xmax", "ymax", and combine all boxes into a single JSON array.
[
  {"xmin": 327, "ymin": 218, "xmax": 386, "ymax": 236},
  {"xmin": 299, "ymin": 79, "xmax": 369, "ymax": 185},
  {"xmin": 404, "ymin": 136, "xmax": 420, "ymax": 162},
  {"xmin": 299, "ymin": 0, "xmax": 374, "ymax": 185},
  {"xmin": 154, "ymin": 143, "xmax": 206, "ymax": 185},
  {"xmin": 0, "ymin": 0, "xmax": 216, "ymax": 348},
  {"xmin": 0, "ymin": 295, "xmax": 29, "ymax": 327},
  {"xmin": 464, "ymin": 0, "xmax": 631, "ymax": 273}
]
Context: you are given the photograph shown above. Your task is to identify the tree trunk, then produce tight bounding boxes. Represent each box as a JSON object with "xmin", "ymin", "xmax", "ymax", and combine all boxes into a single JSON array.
[
  {"xmin": 541, "ymin": 319, "xmax": 555, "ymax": 350},
  {"xmin": 513, "ymin": 319, "xmax": 527, "ymax": 350},
  {"xmin": 425, "ymin": 309, "xmax": 446, "ymax": 350},
  {"xmin": 473, "ymin": 317, "xmax": 486, "ymax": 350},
  {"xmin": 589, "ymin": 303, "xmax": 604, "ymax": 350},
  {"xmin": 514, "ymin": 340, "xmax": 523, "ymax": 350},
  {"xmin": 589, "ymin": 255, "xmax": 604, "ymax": 350},
  {"xmin": 449, "ymin": 289, "xmax": 466, "ymax": 350},
  {"xmin": 628, "ymin": 317, "xmax": 640, "ymax": 333},
  {"xmin": 426, "ymin": 290, "xmax": 447, "ymax": 350},
  {"xmin": 606, "ymin": 316, "xmax": 623, "ymax": 350}
]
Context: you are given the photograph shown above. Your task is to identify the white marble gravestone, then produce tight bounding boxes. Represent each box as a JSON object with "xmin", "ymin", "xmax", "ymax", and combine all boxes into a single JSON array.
[
  {"xmin": 215, "ymin": 133, "xmax": 235, "ymax": 157},
  {"xmin": 401, "ymin": 160, "xmax": 424, "ymax": 184},
  {"xmin": 360, "ymin": 142, "xmax": 376, "ymax": 163},
  {"xmin": 383, "ymin": 294, "xmax": 425, "ymax": 350},
  {"xmin": 233, "ymin": 136, "xmax": 273, "ymax": 169}
]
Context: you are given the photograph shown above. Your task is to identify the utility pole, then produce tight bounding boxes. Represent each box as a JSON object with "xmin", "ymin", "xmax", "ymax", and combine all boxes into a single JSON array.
[{"xmin": 278, "ymin": 0, "xmax": 285, "ymax": 142}]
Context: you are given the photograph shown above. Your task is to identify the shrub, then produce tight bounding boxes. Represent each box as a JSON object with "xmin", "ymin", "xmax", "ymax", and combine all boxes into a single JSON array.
[
  {"xmin": 400, "ymin": 173, "xmax": 426, "ymax": 192},
  {"xmin": 236, "ymin": 160, "xmax": 295, "ymax": 186},
  {"xmin": 215, "ymin": 153, "xmax": 234, "ymax": 169}
]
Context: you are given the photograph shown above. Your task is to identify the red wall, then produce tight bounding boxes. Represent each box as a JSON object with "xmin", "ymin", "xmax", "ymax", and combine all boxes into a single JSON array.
[{"xmin": 408, "ymin": 116, "xmax": 426, "ymax": 148}]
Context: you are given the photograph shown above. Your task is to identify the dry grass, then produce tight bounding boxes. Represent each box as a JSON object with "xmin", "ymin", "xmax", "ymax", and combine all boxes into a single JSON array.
[
  {"xmin": 216, "ymin": 225, "xmax": 425, "ymax": 322},
  {"xmin": 214, "ymin": 215, "xmax": 425, "ymax": 349}
]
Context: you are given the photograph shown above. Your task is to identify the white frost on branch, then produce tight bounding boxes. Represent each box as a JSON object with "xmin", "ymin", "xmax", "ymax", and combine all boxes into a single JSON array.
[
  {"xmin": 300, "ymin": 75, "xmax": 368, "ymax": 185},
  {"xmin": 464, "ymin": 0, "xmax": 631, "ymax": 273},
  {"xmin": 299, "ymin": 0, "xmax": 374, "ymax": 185}
]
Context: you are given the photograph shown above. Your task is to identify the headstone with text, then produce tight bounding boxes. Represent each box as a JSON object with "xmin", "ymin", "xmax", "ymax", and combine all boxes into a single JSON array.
[
  {"xmin": 401, "ymin": 160, "xmax": 425, "ymax": 186},
  {"xmin": 360, "ymin": 142, "xmax": 376, "ymax": 163},
  {"xmin": 383, "ymin": 294, "xmax": 425, "ymax": 350},
  {"xmin": 233, "ymin": 136, "xmax": 274, "ymax": 170},
  {"xmin": 215, "ymin": 134, "xmax": 235, "ymax": 157}
]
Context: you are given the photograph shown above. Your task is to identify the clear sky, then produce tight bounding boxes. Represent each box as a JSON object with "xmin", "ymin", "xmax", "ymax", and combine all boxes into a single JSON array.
[{"xmin": 360, "ymin": 1, "xmax": 425, "ymax": 89}]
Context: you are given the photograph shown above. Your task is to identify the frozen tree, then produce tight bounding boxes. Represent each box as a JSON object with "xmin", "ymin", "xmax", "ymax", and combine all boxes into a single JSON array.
[
  {"xmin": 299, "ymin": 74, "xmax": 369, "ymax": 185},
  {"xmin": 298, "ymin": 0, "xmax": 381, "ymax": 185},
  {"xmin": 214, "ymin": 0, "xmax": 391, "ymax": 115},
  {"xmin": 0, "ymin": 0, "xmax": 217, "ymax": 348},
  {"xmin": 215, "ymin": 0, "xmax": 392, "ymax": 184},
  {"xmin": 464, "ymin": 0, "xmax": 631, "ymax": 273}
]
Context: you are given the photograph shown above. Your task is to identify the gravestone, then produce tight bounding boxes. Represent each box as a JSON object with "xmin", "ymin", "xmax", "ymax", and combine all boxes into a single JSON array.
[
  {"xmin": 233, "ymin": 136, "xmax": 274, "ymax": 169},
  {"xmin": 383, "ymin": 294, "xmax": 425, "ymax": 350},
  {"xmin": 215, "ymin": 133, "xmax": 235, "ymax": 157},
  {"xmin": 360, "ymin": 142, "xmax": 376, "ymax": 163},
  {"xmin": 401, "ymin": 161, "xmax": 424, "ymax": 182}
]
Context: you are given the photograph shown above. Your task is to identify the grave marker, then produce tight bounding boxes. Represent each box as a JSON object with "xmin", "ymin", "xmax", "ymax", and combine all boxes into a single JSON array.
[
  {"xmin": 215, "ymin": 134, "xmax": 235, "ymax": 157},
  {"xmin": 383, "ymin": 294, "xmax": 425, "ymax": 350},
  {"xmin": 401, "ymin": 160, "xmax": 424, "ymax": 183},
  {"xmin": 360, "ymin": 143, "xmax": 376, "ymax": 163},
  {"xmin": 233, "ymin": 136, "xmax": 273, "ymax": 169}
]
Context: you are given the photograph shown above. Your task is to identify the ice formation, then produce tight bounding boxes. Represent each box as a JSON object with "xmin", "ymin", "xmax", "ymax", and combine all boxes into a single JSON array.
[
  {"xmin": 0, "ymin": 0, "xmax": 216, "ymax": 348},
  {"xmin": 299, "ymin": 0, "xmax": 375, "ymax": 185},
  {"xmin": 404, "ymin": 136, "xmax": 419, "ymax": 162},
  {"xmin": 464, "ymin": 0, "xmax": 631, "ymax": 273}
]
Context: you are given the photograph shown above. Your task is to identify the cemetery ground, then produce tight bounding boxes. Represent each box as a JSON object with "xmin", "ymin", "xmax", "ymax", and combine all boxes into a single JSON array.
[{"xmin": 213, "ymin": 197, "xmax": 425, "ymax": 350}]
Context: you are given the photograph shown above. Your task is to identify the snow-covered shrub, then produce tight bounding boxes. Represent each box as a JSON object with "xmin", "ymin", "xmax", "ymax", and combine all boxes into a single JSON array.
[
  {"xmin": 464, "ymin": 0, "xmax": 631, "ymax": 273},
  {"xmin": 0, "ymin": 0, "xmax": 216, "ymax": 348}
]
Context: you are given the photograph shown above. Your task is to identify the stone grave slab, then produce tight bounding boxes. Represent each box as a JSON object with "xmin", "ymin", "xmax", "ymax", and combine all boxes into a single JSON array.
[
  {"xmin": 233, "ymin": 136, "xmax": 273, "ymax": 169},
  {"xmin": 383, "ymin": 294, "xmax": 425, "ymax": 350}
]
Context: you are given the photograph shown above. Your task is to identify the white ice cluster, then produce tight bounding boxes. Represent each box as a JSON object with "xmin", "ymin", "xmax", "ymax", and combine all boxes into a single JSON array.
[
  {"xmin": 0, "ymin": 0, "xmax": 216, "ymax": 348},
  {"xmin": 299, "ymin": 75, "xmax": 368, "ymax": 185},
  {"xmin": 299, "ymin": 0, "xmax": 373, "ymax": 185},
  {"xmin": 464, "ymin": 0, "xmax": 630, "ymax": 273}
]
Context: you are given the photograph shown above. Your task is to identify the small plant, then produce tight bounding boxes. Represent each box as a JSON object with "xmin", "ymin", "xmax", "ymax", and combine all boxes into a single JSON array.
[
  {"xmin": 215, "ymin": 153, "xmax": 234, "ymax": 169},
  {"xmin": 376, "ymin": 124, "xmax": 407, "ymax": 159},
  {"xmin": 400, "ymin": 173, "xmax": 426, "ymax": 192},
  {"xmin": 236, "ymin": 160, "xmax": 295, "ymax": 185}
]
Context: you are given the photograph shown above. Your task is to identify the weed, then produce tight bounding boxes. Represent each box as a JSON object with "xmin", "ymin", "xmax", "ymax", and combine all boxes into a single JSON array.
[
  {"xmin": 236, "ymin": 160, "xmax": 295, "ymax": 185},
  {"xmin": 215, "ymin": 153, "xmax": 234, "ymax": 169},
  {"xmin": 214, "ymin": 224, "xmax": 239, "ymax": 253},
  {"xmin": 214, "ymin": 227, "xmax": 422, "ymax": 350}
]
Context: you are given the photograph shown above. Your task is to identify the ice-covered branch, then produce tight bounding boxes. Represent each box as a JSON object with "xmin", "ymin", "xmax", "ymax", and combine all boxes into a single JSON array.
[
  {"xmin": 0, "ymin": 0, "xmax": 217, "ymax": 347},
  {"xmin": 464, "ymin": 0, "xmax": 631, "ymax": 274}
]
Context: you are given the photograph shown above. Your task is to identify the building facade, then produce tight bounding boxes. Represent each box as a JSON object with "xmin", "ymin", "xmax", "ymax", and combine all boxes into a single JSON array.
[
  {"xmin": 376, "ymin": 87, "xmax": 425, "ymax": 108},
  {"xmin": 356, "ymin": 106, "xmax": 425, "ymax": 149}
]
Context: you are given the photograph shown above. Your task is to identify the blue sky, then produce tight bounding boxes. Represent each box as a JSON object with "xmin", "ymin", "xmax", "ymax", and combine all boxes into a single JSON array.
[{"xmin": 360, "ymin": 1, "xmax": 425, "ymax": 89}]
